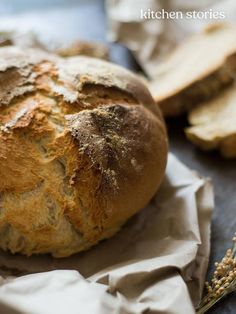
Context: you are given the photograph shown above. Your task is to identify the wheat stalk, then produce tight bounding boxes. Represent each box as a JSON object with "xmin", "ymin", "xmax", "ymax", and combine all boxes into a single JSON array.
[{"xmin": 196, "ymin": 233, "xmax": 236, "ymax": 314}]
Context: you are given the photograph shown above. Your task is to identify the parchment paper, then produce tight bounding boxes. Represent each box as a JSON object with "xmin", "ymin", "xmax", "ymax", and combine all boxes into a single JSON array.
[
  {"xmin": 106, "ymin": 0, "xmax": 236, "ymax": 78},
  {"xmin": 0, "ymin": 154, "xmax": 213, "ymax": 314}
]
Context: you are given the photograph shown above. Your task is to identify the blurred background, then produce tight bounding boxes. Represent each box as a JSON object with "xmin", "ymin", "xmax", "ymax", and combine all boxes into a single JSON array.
[
  {"xmin": 0, "ymin": 0, "xmax": 138, "ymax": 70},
  {"xmin": 0, "ymin": 1, "xmax": 235, "ymax": 313},
  {"xmin": 0, "ymin": 0, "xmax": 105, "ymax": 43}
]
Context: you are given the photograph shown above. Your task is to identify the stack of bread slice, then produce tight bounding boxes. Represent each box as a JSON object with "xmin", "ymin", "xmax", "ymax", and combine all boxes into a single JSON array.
[{"xmin": 149, "ymin": 23, "xmax": 236, "ymax": 158}]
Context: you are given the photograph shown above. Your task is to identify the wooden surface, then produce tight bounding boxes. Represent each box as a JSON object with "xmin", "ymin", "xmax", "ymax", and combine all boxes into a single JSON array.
[{"xmin": 0, "ymin": 0, "xmax": 235, "ymax": 312}]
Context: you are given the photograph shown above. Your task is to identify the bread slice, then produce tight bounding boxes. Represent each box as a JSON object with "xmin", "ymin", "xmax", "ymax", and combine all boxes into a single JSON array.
[
  {"xmin": 149, "ymin": 23, "xmax": 236, "ymax": 117},
  {"xmin": 185, "ymin": 85, "xmax": 236, "ymax": 158}
]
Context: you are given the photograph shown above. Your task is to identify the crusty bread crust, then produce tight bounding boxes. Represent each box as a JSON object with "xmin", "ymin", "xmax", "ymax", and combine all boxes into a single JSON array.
[{"xmin": 0, "ymin": 47, "xmax": 168, "ymax": 257}]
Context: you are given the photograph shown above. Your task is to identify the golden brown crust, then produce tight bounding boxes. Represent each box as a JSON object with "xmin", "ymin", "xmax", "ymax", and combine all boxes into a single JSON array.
[{"xmin": 0, "ymin": 47, "xmax": 167, "ymax": 257}]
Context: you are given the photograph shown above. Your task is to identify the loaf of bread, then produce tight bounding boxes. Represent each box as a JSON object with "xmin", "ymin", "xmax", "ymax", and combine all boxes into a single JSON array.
[
  {"xmin": 0, "ymin": 47, "xmax": 168, "ymax": 257},
  {"xmin": 57, "ymin": 40, "xmax": 109, "ymax": 60}
]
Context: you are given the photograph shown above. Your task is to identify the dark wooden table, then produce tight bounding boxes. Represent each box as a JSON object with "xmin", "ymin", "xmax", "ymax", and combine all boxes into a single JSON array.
[{"xmin": 1, "ymin": 0, "xmax": 235, "ymax": 313}]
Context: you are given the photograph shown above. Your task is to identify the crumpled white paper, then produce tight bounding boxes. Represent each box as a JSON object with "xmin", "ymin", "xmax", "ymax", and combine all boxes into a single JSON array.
[
  {"xmin": 0, "ymin": 154, "xmax": 213, "ymax": 314},
  {"xmin": 0, "ymin": 271, "xmax": 121, "ymax": 314}
]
